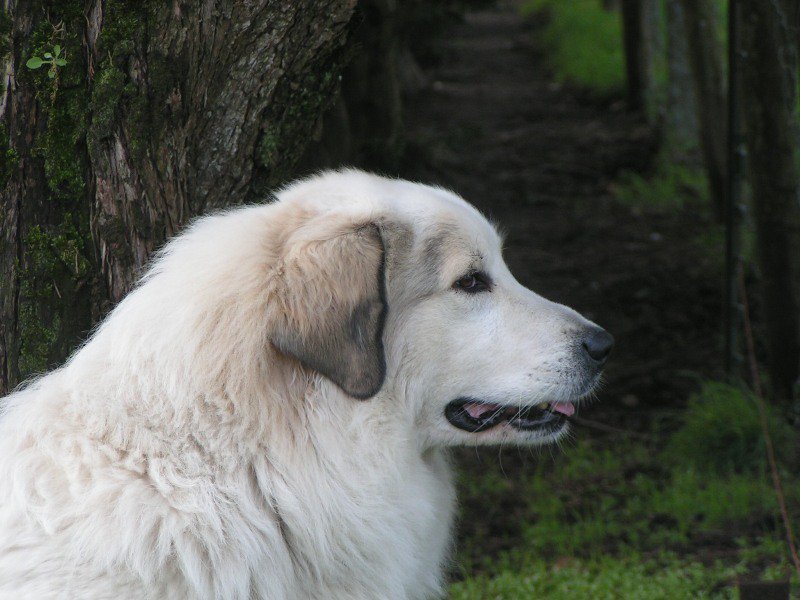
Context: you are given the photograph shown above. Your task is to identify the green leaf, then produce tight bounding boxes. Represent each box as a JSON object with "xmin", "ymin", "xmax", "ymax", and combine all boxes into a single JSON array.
[
  {"xmin": 55, "ymin": 59, "xmax": 67, "ymax": 67},
  {"xmin": 26, "ymin": 57, "xmax": 44, "ymax": 69},
  {"xmin": 53, "ymin": 45, "xmax": 61, "ymax": 56},
  {"xmin": 47, "ymin": 70, "xmax": 55, "ymax": 79},
  {"xmin": 43, "ymin": 53, "xmax": 52, "ymax": 59}
]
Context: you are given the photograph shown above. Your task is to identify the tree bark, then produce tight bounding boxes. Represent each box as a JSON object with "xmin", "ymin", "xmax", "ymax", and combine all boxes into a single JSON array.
[
  {"xmin": 681, "ymin": 0, "xmax": 727, "ymax": 219},
  {"xmin": 664, "ymin": 0, "xmax": 699, "ymax": 159},
  {"xmin": 740, "ymin": 0, "xmax": 800, "ymax": 403},
  {"xmin": 0, "ymin": 0, "xmax": 356, "ymax": 395},
  {"xmin": 620, "ymin": 0, "xmax": 647, "ymax": 111},
  {"xmin": 0, "ymin": 1, "xmax": 95, "ymax": 392},
  {"xmin": 641, "ymin": 0, "xmax": 664, "ymax": 121}
]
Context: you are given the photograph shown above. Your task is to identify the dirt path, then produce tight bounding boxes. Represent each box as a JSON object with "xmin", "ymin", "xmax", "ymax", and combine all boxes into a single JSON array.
[{"xmin": 401, "ymin": 1, "xmax": 724, "ymax": 428}]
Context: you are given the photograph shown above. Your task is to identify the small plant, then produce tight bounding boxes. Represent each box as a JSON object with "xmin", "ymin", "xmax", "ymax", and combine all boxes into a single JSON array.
[{"xmin": 26, "ymin": 45, "xmax": 67, "ymax": 79}]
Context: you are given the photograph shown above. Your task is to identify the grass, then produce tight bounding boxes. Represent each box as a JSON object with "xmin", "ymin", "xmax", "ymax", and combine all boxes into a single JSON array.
[
  {"xmin": 521, "ymin": 0, "xmax": 625, "ymax": 99},
  {"xmin": 451, "ymin": 555, "xmax": 736, "ymax": 599},
  {"xmin": 449, "ymin": 382, "xmax": 799, "ymax": 598}
]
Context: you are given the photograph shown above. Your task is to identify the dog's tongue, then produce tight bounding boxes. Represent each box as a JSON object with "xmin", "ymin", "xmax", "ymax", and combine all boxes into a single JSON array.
[
  {"xmin": 464, "ymin": 402, "xmax": 501, "ymax": 419},
  {"xmin": 550, "ymin": 402, "xmax": 575, "ymax": 417},
  {"xmin": 465, "ymin": 401, "xmax": 576, "ymax": 419}
]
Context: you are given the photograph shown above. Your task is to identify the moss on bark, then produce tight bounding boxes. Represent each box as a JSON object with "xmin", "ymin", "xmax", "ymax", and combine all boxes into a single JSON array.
[
  {"xmin": 14, "ymin": 9, "xmax": 94, "ymax": 379},
  {"xmin": 254, "ymin": 60, "xmax": 347, "ymax": 192},
  {"xmin": 88, "ymin": 1, "xmax": 148, "ymax": 158},
  {"xmin": 0, "ymin": 124, "xmax": 18, "ymax": 187}
]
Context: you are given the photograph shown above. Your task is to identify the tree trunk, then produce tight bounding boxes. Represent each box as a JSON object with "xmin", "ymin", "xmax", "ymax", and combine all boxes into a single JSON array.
[
  {"xmin": 621, "ymin": 0, "xmax": 647, "ymax": 111},
  {"xmin": 740, "ymin": 0, "xmax": 800, "ymax": 404},
  {"xmin": 0, "ymin": 0, "xmax": 356, "ymax": 395},
  {"xmin": 681, "ymin": 0, "xmax": 727, "ymax": 219},
  {"xmin": 0, "ymin": 1, "xmax": 96, "ymax": 393},
  {"xmin": 641, "ymin": 0, "xmax": 664, "ymax": 121},
  {"xmin": 664, "ymin": 0, "xmax": 699, "ymax": 159}
]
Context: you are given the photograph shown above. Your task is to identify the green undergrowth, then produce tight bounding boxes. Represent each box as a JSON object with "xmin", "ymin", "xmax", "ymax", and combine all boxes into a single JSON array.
[
  {"xmin": 663, "ymin": 382, "xmax": 795, "ymax": 474},
  {"xmin": 449, "ymin": 382, "xmax": 799, "ymax": 598},
  {"xmin": 612, "ymin": 160, "xmax": 707, "ymax": 212},
  {"xmin": 521, "ymin": 0, "xmax": 624, "ymax": 99}
]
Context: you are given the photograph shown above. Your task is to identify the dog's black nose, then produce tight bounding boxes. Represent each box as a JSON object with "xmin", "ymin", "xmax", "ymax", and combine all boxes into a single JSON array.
[{"xmin": 582, "ymin": 328, "xmax": 614, "ymax": 365}]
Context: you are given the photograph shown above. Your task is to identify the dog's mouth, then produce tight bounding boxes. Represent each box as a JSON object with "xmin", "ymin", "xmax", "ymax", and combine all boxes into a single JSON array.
[{"xmin": 444, "ymin": 398, "xmax": 574, "ymax": 434}]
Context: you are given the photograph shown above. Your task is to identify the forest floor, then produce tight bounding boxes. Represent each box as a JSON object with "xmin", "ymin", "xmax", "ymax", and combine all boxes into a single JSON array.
[{"xmin": 400, "ymin": 1, "xmax": 798, "ymax": 598}]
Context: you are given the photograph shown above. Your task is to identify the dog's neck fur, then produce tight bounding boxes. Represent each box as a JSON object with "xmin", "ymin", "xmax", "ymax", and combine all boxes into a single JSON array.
[{"xmin": 9, "ymin": 291, "xmax": 455, "ymax": 599}]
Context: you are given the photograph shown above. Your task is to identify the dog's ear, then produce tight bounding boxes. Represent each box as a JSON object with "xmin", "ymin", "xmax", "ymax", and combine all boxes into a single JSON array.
[{"xmin": 271, "ymin": 223, "xmax": 387, "ymax": 399}]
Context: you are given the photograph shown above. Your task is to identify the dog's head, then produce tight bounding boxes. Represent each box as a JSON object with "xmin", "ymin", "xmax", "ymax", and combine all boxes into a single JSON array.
[{"xmin": 265, "ymin": 170, "xmax": 612, "ymax": 448}]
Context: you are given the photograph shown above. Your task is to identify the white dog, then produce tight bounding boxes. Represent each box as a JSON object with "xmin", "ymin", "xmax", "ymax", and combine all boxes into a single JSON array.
[{"xmin": 0, "ymin": 170, "xmax": 612, "ymax": 599}]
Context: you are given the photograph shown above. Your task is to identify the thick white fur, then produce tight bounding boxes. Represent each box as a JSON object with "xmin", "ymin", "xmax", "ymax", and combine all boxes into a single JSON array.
[{"xmin": 0, "ymin": 170, "xmax": 600, "ymax": 599}]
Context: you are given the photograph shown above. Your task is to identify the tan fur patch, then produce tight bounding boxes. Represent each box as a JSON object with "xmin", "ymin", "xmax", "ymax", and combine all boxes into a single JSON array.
[{"xmin": 269, "ymin": 222, "xmax": 386, "ymax": 399}]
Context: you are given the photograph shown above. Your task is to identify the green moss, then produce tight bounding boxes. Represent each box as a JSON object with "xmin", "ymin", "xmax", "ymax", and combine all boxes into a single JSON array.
[
  {"xmin": 5, "ymin": 1, "xmax": 156, "ymax": 380},
  {"xmin": 0, "ymin": 9, "xmax": 10, "ymax": 34},
  {"xmin": 18, "ymin": 218, "xmax": 91, "ymax": 376},
  {"xmin": 21, "ymin": 17, "xmax": 88, "ymax": 202},
  {"xmin": 88, "ymin": 62, "xmax": 147, "ymax": 160},
  {"xmin": 17, "ymin": 298, "xmax": 59, "ymax": 376},
  {"xmin": 257, "ymin": 132, "xmax": 280, "ymax": 169},
  {"xmin": 0, "ymin": 9, "xmax": 11, "ymax": 56},
  {"xmin": 88, "ymin": 1, "xmax": 149, "ymax": 159},
  {"xmin": 97, "ymin": 1, "xmax": 141, "ymax": 57},
  {"xmin": 85, "ymin": 2, "xmax": 152, "ymax": 276},
  {"xmin": 15, "ymin": 11, "xmax": 95, "ymax": 378},
  {"xmin": 0, "ymin": 9, "xmax": 9, "ymax": 100},
  {"xmin": 257, "ymin": 71, "xmax": 338, "ymax": 169},
  {"xmin": 0, "ymin": 123, "xmax": 18, "ymax": 187},
  {"xmin": 255, "ymin": 65, "xmax": 344, "ymax": 187},
  {"xmin": 88, "ymin": 62, "xmax": 127, "ymax": 147},
  {"xmin": 41, "ymin": 89, "xmax": 88, "ymax": 201}
]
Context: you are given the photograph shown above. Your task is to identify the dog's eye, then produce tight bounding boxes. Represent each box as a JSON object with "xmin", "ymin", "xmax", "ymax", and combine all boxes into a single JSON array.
[{"xmin": 452, "ymin": 272, "xmax": 491, "ymax": 293}]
